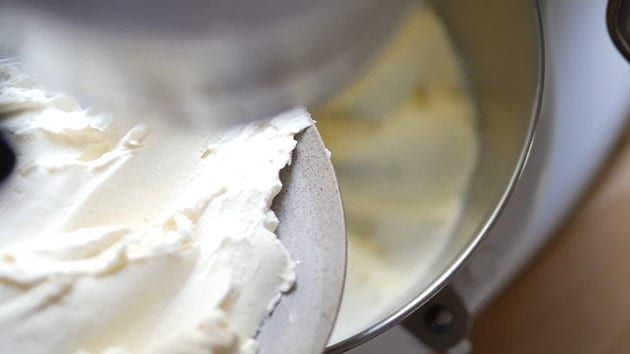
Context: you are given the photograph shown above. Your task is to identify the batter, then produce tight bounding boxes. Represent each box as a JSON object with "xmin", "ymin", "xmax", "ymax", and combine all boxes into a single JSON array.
[{"xmin": 315, "ymin": 5, "xmax": 478, "ymax": 343}]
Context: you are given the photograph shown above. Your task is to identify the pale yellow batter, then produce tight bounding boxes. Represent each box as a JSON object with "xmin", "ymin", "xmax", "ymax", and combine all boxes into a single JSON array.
[{"xmin": 315, "ymin": 5, "xmax": 478, "ymax": 343}]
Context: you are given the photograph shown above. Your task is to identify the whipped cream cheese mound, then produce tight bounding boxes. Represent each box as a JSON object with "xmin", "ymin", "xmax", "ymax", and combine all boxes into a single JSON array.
[{"xmin": 0, "ymin": 63, "xmax": 312, "ymax": 354}]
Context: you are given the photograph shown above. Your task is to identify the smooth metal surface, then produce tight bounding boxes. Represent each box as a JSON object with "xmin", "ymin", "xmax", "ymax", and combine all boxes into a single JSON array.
[
  {"xmin": 259, "ymin": 126, "xmax": 347, "ymax": 354},
  {"xmin": 326, "ymin": 0, "xmax": 544, "ymax": 351}
]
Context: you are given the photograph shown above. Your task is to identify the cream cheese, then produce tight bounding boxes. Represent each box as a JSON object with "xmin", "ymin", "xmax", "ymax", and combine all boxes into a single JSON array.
[
  {"xmin": 0, "ymin": 63, "xmax": 312, "ymax": 354},
  {"xmin": 315, "ymin": 5, "xmax": 478, "ymax": 342}
]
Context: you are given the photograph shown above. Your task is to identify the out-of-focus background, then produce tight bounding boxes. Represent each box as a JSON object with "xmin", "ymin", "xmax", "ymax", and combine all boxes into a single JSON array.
[{"xmin": 471, "ymin": 129, "xmax": 630, "ymax": 354}]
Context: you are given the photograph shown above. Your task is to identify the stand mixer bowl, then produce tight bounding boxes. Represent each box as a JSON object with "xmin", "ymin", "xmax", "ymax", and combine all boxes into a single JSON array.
[
  {"xmin": 1, "ymin": 0, "xmax": 543, "ymax": 352},
  {"xmin": 318, "ymin": 0, "xmax": 543, "ymax": 351}
]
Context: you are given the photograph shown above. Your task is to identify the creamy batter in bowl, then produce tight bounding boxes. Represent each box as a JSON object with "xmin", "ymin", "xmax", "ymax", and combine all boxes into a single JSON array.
[
  {"xmin": 316, "ymin": 1, "xmax": 542, "ymax": 350},
  {"xmin": 316, "ymin": 6, "xmax": 478, "ymax": 343},
  {"xmin": 0, "ymin": 0, "xmax": 542, "ymax": 351}
]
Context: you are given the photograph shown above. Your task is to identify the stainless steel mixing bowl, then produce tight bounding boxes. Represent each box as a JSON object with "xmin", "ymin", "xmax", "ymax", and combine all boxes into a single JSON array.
[{"xmin": 324, "ymin": 0, "xmax": 543, "ymax": 351}]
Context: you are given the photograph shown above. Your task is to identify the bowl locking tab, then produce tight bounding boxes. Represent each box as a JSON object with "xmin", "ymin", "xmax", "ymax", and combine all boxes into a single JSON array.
[{"xmin": 403, "ymin": 285, "xmax": 471, "ymax": 353}]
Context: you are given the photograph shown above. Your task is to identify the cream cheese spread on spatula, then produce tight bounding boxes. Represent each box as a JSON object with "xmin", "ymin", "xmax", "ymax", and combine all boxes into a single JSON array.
[{"xmin": 0, "ymin": 63, "xmax": 312, "ymax": 354}]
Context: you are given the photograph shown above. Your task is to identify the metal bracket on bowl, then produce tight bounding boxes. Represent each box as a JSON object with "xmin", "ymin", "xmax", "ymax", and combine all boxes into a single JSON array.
[{"xmin": 403, "ymin": 285, "xmax": 470, "ymax": 353}]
